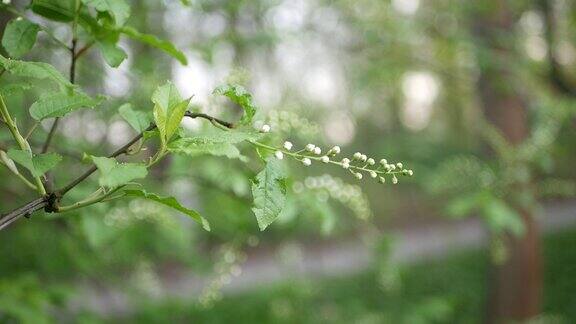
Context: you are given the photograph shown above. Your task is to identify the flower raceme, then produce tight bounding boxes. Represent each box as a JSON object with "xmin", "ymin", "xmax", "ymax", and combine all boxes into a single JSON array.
[{"xmin": 251, "ymin": 126, "xmax": 413, "ymax": 184}]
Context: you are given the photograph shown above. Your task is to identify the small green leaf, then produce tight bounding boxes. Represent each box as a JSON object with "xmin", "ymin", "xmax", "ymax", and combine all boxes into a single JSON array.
[
  {"xmin": 31, "ymin": 0, "xmax": 76, "ymax": 22},
  {"xmin": 151, "ymin": 82, "xmax": 191, "ymax": 144},
  {"xmin": 251, "ymin": 158, "xmax": 287, "ymax": 231},
  {"xmin": 0, "ymin": 55, "xmax": 72, "ymax": 90},
  {"xmin": 2, "ymin": 19, "xmax": 40, "ymax": 58},
  {"xmin": 168, "ymin": 138, "xmax": 244, "ymax": 160},
  {"xmin": 168, "ymin": 129, "xmax": 258, "ymax": 160},
  {"xmin": 446, "ymin": 192, "xmax": 483, "ymax": 218},
  {"xmin": 482, "ymin": 198, "xmax": 525, "ymax": 236},
  {"xmin": 97, "ymin": 36, "xmax": 127, "ymax": 67},
  {"xmin": 120, "ymin": 26, "xmax": 187, "ymax": 65},
  {"xmin": 123, "ymin": 189, "xmax": 210, "ymax": 231},
  {"xmin": 119, "ymin": 104, "xmax": 151, "ymax": 132},
  {"xmin": 81, "ymin": 0, "xmax": 130, "ymax": 25},
  {"xmin": 213, "ymin": 84, "xmax": 257, "ymax": 125},
  {"xmin": 30, "ymin": 91, "xmax": 104, "ymax": 120},
  {"xmin": 91, "ymin": 156, "xmax": 147, "ymax": 188},
  {"xmin": 7, "ymin": 149, "xmax": 62, "ymax": 178}
]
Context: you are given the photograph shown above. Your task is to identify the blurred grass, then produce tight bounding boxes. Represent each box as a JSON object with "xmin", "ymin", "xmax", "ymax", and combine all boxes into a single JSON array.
[{"xmin": 95, "ymin": 228, "xmax": 576, "ymax": 323}]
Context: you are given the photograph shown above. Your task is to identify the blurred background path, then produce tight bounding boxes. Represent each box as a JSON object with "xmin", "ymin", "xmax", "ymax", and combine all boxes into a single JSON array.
[{"xmin": 76, "ymin": 200, "xmax": 576, "ymax": 316}]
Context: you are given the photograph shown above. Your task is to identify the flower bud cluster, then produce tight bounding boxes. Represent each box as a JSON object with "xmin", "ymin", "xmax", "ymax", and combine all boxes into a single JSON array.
[
  {"xmin": 293, "ymin": 174, "xmax": 371, "ymax": 220},
  {"xmin": 253, "ymin": 125, "xmax": 413, "ymax": 184},
  {"xmin": 258, "ymin": 138, "xmax": 413, "ymax": 184}
]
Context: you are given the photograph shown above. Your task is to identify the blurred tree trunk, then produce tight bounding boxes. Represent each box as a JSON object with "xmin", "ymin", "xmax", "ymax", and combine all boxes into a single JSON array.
[{"xmin": 471, "ymin": 3, "xmax": 542, "ymax": 323}]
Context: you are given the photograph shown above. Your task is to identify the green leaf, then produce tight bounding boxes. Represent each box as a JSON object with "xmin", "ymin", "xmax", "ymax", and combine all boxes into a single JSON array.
[
  {"xmin": 251, "ymin": 158, "xmax": 287, "ymax": 231},
  {"xmin": 7, "ymin": 149, "xmax": 62, "ymax": 178},
  {"xmin": 0, "ymin": 81, "xmax": 33, "ymax": 97},
  {"xmin": 123, "ymin": 189, "xmax": 210, "ymax": 231},
  {"xmin": 97, "ymin": 36, "xmax": 127, "ymax": 67},
  {"xmin": 91, "ymin": 156, "xmax": 147, "ymax": 188},
  {"xmin": 213, "ymin": 84, "xmax": 257, "ymax": 125},
  {"xmin": 0, "ymin": 55, "xmax": 72, "ymax": 90},
  {"xmin": 168, "ymin": 138, "xmax": 244, "ymax": 160},
  {"xmin": 119, "ymin": 103, "xmax": 151, "ymax": 132},
  {"xmin": 120, "ymin": 26, "xmax": 187, "ymax": 65},
  {"xmin": 482, "ymin": 198, "xmax": 525, "ymax": 236},
  {"xmin": 81, "ymin": 0, "xmax": 130, "ymax": 25},
  {"xmin": 30, "ymin": 91, "xmax": 104, "ymax": 120},
  {"xmin": 151, "ymin": 82, "xmax": 191, "ymax": 144},
  {"xmin": 446, "ymin": 192, "xmax": 483, "ymax": 218},
  {"xmin": 31, "ymin": 0, "xmax": 76, "ymax": 22},
  {"xmin": 1, "ymin": 19, "xmax": 40, "ymax": 59},
  {"xmin": 168, "ymin": 129, "xmax": 258, "ymax": 160}
]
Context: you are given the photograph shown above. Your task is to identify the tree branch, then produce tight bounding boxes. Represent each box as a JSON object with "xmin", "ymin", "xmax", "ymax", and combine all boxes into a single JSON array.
[
  {"xmin": 0, "ymin": 112, "xmax": 235, "ymax": 230},
  {"xmin": 0, "ymin": 197, "xmax": 48, "ymax": 230}
]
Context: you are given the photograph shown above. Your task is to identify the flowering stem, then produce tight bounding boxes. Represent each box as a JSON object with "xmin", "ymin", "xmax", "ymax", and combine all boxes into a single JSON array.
[{"xmin": 249, "ymin": 141, "xmax": 404, "ymax": 177}]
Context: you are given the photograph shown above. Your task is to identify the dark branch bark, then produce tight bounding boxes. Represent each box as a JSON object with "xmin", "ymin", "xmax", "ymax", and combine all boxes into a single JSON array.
[
  {"xmin": 0, "ymin": 112, "xmax": 235, "ymax": 230},
  {"xmin": 0, "ymin": 197, "xmax": 47, "ymax": 230}
]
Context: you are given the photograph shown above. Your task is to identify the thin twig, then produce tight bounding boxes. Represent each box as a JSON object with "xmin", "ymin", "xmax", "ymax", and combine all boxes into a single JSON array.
[{"xmin": 74, "ymin": 41, "xmax": 95, "ymax": 60}]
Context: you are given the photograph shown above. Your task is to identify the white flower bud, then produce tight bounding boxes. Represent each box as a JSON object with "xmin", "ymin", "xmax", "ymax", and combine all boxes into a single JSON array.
[
  {"xmin": 329, "ymin": 146, "xmax": 341, "ymax": 155},
  {"xmin": 407, "ymin": 170, "xmax": 413, "ymax": 176},
  {"xmin": 305, "ymin": 144, "xmax": 316, "ymax": 152},
  {"xmin": 369, "ymin": 170, "xmax": 377, "ymax": 178},
  {"xmin": 274, "ymin": 151, "xmax": 284, "ymax": 160},
  {"xmin": 389, "ymin": 164, "xmax": 396, "ymax": 171},
  {"xmin": 378, "ymin": 176, "xmax": 386, "ymax": 184},
  {"xmin": 261, "ymin": 124, "xmax": 271, "ymax": 133},
  {"xmin": 353, "ymin": 152, "xmax": 362, "ymax": 160},
  {"xmin": 396, "ymin": 162, "xmax": 403, "ymax": 169},
  {"xmin": 367, "ymin": 158, "xmax": 375, "ymax": 165},
  {"xmin": 302, "ymin": 158, "xmax": 312, "ymax": 166},
  {"xmin": 321, "ymin": 156, "xmax": 330, "ymax": 163},
  {"xmin": 313, "ymin": 147, "xmax": 322, "ymax": 155},
  {"xmin": 360, "ymin": 154, "xmax": 367, "ymax": 162},
  {"xmin": 354, "ymin": 172, "xmax": 363, "ymax": 180},
  {"xmin": 283, "ymin": 141, "xmax": 293, "ymax": 150},
  {"xmin": 379, "ymin": 159, "xmax": 388, "ymax": 166},
  {"xmin": 342, "ymin": 162, "xmax": 350, "ymax": 169},
  {"xmin": 392, "ymin": 175, "xmax": 398, "ymax": 184},
  {"xmin": 341, "ymin": 158, "xmax": 350, "ymax": 164}
]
